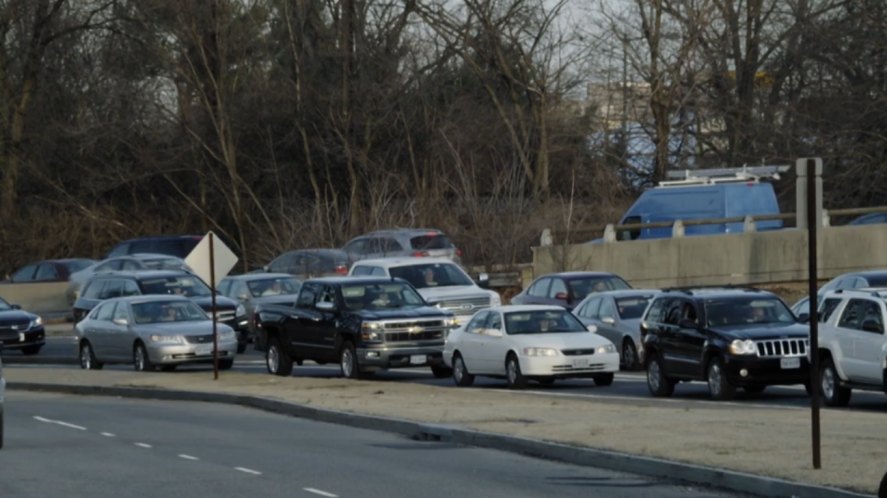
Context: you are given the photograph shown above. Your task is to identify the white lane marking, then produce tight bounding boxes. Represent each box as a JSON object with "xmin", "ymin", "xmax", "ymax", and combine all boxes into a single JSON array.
[
  {"xmin": 134, "ymin": 443, "xmax": 153, "ymax": 449},
  {"xmin": 235, "ymin": 467, "xmax": 262, "ymax": 475},
  {"xmin": 304, "ymin": 488, "xmax": 339, "ymax": 498},
  {"xmin": 101, "ymin": 432, "xmax": 116, "ymax": 437},
  {"xmin": 33, "ymin": 416, "xmax": 87, "ymax": 430},
  {"xmin": 178, "ymin": 454, "xmax": 199, "ymax": 461}
]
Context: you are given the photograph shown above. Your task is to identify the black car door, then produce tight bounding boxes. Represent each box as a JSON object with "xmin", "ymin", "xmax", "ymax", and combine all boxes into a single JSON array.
[{"xmin": 670, "ymin": 299, "xmax": 706, "ymax": 377}]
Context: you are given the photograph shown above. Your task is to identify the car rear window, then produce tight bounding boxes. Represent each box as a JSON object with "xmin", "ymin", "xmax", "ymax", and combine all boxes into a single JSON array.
[
  {"xmin": 410, "ymin": 234, "xmax": 454, "ymax": 250},
  {"xmin": 569, "ymin": 277, "xmax": 632, "ymax": 300},
  {"xmin": 616, "ymin": 296, "xmax": 653, "ymax": 319}
]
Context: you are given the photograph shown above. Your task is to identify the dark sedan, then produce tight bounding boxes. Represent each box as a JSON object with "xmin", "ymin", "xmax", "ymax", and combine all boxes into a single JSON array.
[
  {"xmin": 0, "ymin": 296, "xmax": 45, "ymax": 355},
  {"xmin": 510, "ymin": 271, "xmax": 632, "ymax": 310}
]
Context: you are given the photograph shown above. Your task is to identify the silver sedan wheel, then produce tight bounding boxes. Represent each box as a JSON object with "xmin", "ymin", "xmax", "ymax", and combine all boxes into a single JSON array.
[{"xmin": 79, "ymin": 344, "xmax": 92, "ymax": 370}]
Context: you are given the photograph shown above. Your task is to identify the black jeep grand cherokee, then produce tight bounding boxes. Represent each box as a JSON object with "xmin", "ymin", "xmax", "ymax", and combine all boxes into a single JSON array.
[{"xmin": 641, "ymin": 288, "xmax": 810, "ymax": 400}]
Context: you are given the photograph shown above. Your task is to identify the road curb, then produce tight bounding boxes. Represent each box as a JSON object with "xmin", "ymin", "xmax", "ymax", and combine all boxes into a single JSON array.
[{"xmin": 8, "ymin": 382, "xmax": 872, "ymax": 498}]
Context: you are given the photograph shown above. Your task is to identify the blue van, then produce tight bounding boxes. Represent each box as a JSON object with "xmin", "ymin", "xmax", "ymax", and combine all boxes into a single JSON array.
[{"xmin": 617, "ymin": 167, "xmax": 786, "ymax": 241}]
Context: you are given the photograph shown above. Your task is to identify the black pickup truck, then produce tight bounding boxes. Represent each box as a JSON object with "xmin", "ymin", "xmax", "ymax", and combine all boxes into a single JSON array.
[{"xmin": 254, "ymin": 276, "xmax": 457, "ymax": 379}]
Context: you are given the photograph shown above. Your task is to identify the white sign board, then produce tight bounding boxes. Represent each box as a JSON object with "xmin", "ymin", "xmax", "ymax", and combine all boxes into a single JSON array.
[{"xmin": 184, "ymin": 232, "xmax": 239, "ymax": 287}]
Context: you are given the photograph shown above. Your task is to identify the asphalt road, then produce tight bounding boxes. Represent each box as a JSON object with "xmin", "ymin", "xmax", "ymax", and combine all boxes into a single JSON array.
[
  {"xmin": 0, "ymin": 391, "xmax": 753, "ymax": 498},
  {"xmin": 13, "ymin": 336, "xmax": 887, "ymax": 412}
]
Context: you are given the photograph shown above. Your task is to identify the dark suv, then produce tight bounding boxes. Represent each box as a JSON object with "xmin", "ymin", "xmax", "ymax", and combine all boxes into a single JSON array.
[
  {"xmin": 72, "ymin": 270, "xmax": 248, "ymax": 353},
  {"xmin": 640, "ymin": 288, "xmax": 810, "ymax": 400}
]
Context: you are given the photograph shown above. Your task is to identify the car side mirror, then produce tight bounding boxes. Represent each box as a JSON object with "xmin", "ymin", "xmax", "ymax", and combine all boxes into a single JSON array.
[
  {"xmin": 262, "ymin": 265, "xmax": 270, "ymax": 272},
  {"xmin": 586, "ymin": 324, "xmax": 598, "ymax": 333},
  {"xmin": 601, "ymin": 316, "xmax": 616, "ymax": 325},
  {"xmin": 113, "ymin": 318, "xmax": 128, "ymax": 326},
  {"xmin": 796, "ymin": 313, "xmax": 810, "ymax": 323},
  {"xmin": 679, "ymin": 319, "xmax": 698, "ymax": 329},
  {"xmin": 11, "ymin": 304, "xmax": 21, "ymax": 310},
  {"xmin": 862, "ymin": 319, "xmax": 883, "ymax": 334},
  {"xmin": 316, "ymin": 301, "xmax": 335, "ymax": 312}
]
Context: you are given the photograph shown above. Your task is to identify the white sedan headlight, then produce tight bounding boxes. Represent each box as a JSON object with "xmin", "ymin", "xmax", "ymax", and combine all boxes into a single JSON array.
[
  {"xmin": 490, "ymin": 292, "xmax": 502, "ymax": 307},
  {"xmin": 729, "ymin": 339, "xmax": 757, "ymax": 355},
  {"xmin": 596, "ymin": 343, "xmax": 616, "ymax": 354},
  {"xmin": 219, "ymin": 329, "xmax": 236, "ymax": 341},
  {"xmin": 149, "ymin": 334, "xmax": 186, "ymax": 345},
  {"xmin": 522, "ymin": 347, "xmax": 558, "ymax": 357}
]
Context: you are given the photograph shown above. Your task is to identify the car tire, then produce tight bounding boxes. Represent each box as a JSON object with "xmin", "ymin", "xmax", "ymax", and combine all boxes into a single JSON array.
[
  {"xmin": 430, "ymin": 365, "xmax": 452, "ymax": 378},
  {"xmin": 339, "ymin": 341, "xmax": 363, "ymax": 379},
  {"xmin": 452, "ymin": 353, "xmax": 475, "ymax": 387},
  {"xmin": 820, "ymin": 357, "xmax": 852, "ymax": 407},
  {"xmin": 706, "ymin": 357, "xmax": 735, "ymax": 401},
  {"xmin": 622, "ymin": 339, "xmax": 640, "ymax": 371},
  {"xmin": 505, "ymin": 353, "xmax": 527, "ymax": 389},
  {"xmin": 266, "ymin": 337, "xmax": 294, "ymax": 376},
  {"xmin": 133, "ymin": 343, "xmax": 154, "ymax": 372},
  {"xmin": 21, "ymin": 345, "xmax": 41, "ymax": 356},
  {"xmin": 646, "ymin": 353, "xmax": 675, "ymax": 397},
  {"xmin": 79, "ymin": 342, "xmax": 103, "ymax": 370},
  {"xmin": 219, "ymin": 359, "xmax": 234, "ymax": 370},
  {"xmin": 593, "ymin": 372, "xmax": 614, "ymax": 386}
]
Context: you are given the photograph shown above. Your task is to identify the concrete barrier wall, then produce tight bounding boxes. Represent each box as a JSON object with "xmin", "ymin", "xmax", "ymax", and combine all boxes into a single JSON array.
[
  {"xmin": 0, "ymin": 282, "xmax": 70, "ymax": 318},
  {"xmin": 532, "ymin": 224, "xmax": 887, "ymax": 288}
]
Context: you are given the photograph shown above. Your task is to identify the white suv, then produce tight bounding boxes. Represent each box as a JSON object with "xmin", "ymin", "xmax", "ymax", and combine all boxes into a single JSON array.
[
  {"xmin": 349, "ymin": 257, "xmax": 500, "ymax": 325},
  {"xmin": 815, "ymin": 289, "xmax": 887, "ymax": 406}
]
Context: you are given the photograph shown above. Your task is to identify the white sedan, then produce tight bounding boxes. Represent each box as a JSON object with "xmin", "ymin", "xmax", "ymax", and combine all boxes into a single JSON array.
[{"xmin": 443, "ymin": 305, "xmax": 619, "ymax": 389}]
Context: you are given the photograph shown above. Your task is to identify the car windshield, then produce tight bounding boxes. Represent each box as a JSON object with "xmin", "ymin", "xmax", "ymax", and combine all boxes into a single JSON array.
[
  {"xmin": 569, "ymin": 276, "xmax": 631, "ymax": 301},
  {"xmin": 341, "ymin": 282, "xmax": 426, "ymax": 311},
  {"xmin": 143, "ymin": 257, "xmax": 186, "ymax": 270},
  {"xmin": 616, "ymin": 296, "xmax": 652, "ymax": 319},
  {"xmin": 389, "ymin": 263, "xmax": 473, "ymax": 289},
  {"xmin": 704, "ymin": 297, "xmax": 796, "ymax": 327},
  {"xmin": 505, "ymin": 310, "xmax": 587, "ymax": 334},
  {"xmin": 132, "ymin": 300, "xmax": 208, "ymax": 324},
  {"xmin": 139, "ymin": 276, "xmax": 212, "ymax": 297},
  {"xmin": 247, "ymin": 277, "xmax": 301, "ymax": 297}
]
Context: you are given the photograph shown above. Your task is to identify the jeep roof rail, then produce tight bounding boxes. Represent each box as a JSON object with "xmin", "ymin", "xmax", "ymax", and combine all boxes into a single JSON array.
[{"xmin": 660, "ymin": 164, "xmax": 790, "ymax": 187}]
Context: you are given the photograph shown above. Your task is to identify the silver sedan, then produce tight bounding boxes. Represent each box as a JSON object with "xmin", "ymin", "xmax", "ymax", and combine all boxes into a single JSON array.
[
  {"xmin": 571, "ymin": 289, "xmax": 659, "ymax": 371},
  {"xmin": 75, "ymin": 295, "xmax": 238, "ymax": 372}
]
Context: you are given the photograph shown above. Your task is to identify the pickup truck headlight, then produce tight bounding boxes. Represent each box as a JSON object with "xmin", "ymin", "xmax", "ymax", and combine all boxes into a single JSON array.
[
  {"xmin": 361, "ymin": 322, "xmax": 384, "ymax": 342},
  {"xmin": 596, "ymin": 343, "xmax": 616, "ymax": 354},
  {"xmin": 729, "ymin": 339, "xmax": 757, "ymax": 355},
  {"xmin": 522, "ymin": 347, "xmax": 558, "ymax": 357},
  {"xmin": 149, "ymin": 334, "xmax": 186, "ymax": 345}
]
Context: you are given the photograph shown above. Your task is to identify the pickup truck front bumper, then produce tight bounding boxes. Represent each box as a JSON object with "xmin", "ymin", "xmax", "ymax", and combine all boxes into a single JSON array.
[{"xmin": 358, "ymin": 344, "xmax": 446, "ymax": 369}]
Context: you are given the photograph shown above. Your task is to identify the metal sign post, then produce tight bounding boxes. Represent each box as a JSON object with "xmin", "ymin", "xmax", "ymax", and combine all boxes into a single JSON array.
[{"xmin": 797, "ymin": 157, "xmax": 823, "ymax": 469}]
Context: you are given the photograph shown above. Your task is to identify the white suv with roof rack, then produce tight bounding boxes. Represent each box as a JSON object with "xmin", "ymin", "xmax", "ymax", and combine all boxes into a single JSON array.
[
  {"xmin": 815, "ymin": 288, "xmax": 887, "ymax": 406},
  {"xmin": 349, "ymin": 257, "xmax": 500, "ymax": 326}
]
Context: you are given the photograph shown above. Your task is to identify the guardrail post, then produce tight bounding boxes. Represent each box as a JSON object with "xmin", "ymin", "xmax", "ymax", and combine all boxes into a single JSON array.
[
  {"xmin": 743, "ymin": 215, "xmax": 757, "ymax": 233},
  {"xmin": 672, "ymin": 220, "xmax": 685, "ymax": 238},
  {"xmin": 603, "ymin": 224, "xmax": 616, "ymax": 242}
]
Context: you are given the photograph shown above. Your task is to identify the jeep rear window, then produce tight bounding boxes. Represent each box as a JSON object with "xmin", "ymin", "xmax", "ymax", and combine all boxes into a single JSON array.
[{"xmin": 410, "ymin": 234, "xmax": 454, "ymax": 250}]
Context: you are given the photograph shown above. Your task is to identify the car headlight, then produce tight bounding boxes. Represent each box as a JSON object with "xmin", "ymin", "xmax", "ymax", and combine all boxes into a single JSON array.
[
  {"xmin": 360, "ymin": 322, "xmax": 384, "ymax": 342},
  {"xmin": 28, "ymin": 316, "xmax": 43, "ymax": 329},
  {"xmin": 445, "ymin": 316, "xmax": 458, "ymax": 328},
  {"xmin": 149, "ymin": 334, "xmax": 186, "ymax": 345},
  {"xmin": 235, "ymin": 304, "xmax": 246, "ymax": 316},
  {"xmin": 522, "ymin": 347, "xmax": 558, "ymax": 357},
  {"xmin": 597, "ymin": 343, "xmax": 616, "ymax": 354},
  {"xmin": 729, "ymin": 339, "xmax": 757, "ymax": 355},
  {"xmin": 490, "ymin": 292, "xmax": 502, "ymax": 306}
]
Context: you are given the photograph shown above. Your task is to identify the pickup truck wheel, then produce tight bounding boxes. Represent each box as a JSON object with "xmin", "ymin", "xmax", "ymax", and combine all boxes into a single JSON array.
[
  {"xmin": 452, "ymin": 354, "xmax": 474, "ymax": 387},
  {"xmin": 505, "ymin": 353, "xmax": 527, "ymax": 389},
  {"xmin": 646, "ymin": 353, "xmax": 675, "ymax": 397},
  {"xmin": 430, "ymin": 365, "xmax": 452, "ymax": 378},
  {"xmin": 820, "ymin": 357, "xmax": 851, "ymax": 407},
  {"xmin": 340, "ymin": 341, "xmax": 363, "ymax": 379},
  {"xmin": 706, "ymin": 357, "xmax": 735, "ymax": 401},
  {"xmin": 266, "ymin": 338, "xmax": 294, "ymax": 376}
]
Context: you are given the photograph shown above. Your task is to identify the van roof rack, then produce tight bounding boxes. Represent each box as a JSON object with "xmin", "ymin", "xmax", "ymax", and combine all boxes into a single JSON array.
[{"xmin": 660, "ymin": 164, "xmax": 790, "ymax": 187}]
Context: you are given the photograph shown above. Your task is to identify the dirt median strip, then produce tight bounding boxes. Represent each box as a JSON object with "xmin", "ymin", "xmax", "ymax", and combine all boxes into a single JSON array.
[{"xmin": 5, "ymin": 367, "xmax": 881, "ymax": 497}]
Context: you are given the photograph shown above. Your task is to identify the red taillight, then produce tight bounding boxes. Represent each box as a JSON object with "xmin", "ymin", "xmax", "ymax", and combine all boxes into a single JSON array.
[
  {"xmin": 335, "ymin": 265, "xmax": 348, "ymax": 275},
  {"xmin": 456, "ymin": 248, "xmax": 463, "ymax": 257},
  {"xmin": 412, "ymin": 251, "xmax": 430, "ymax": 257}
]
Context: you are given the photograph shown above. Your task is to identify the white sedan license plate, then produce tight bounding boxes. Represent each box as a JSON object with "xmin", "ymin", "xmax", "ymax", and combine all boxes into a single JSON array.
[
  {"xmin": 410, "ymin": 354, "xmax": 426, "ymax": 365},
  {"xmin": 572, "ymin": 358, "xmax": 590, "ymax": 368},
  {"xmin": 780, "ymin": 357, "xmax": 800, "ymax": 369},
  {"xmin": 196, "ymin": 345, "xmax": 213, "ymax": 356}
]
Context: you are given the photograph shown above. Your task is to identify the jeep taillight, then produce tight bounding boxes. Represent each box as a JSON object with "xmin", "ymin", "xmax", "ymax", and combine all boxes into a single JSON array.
[{"xmin": 412, "ymin": 251, "xmax": 430, "ymax": 257}]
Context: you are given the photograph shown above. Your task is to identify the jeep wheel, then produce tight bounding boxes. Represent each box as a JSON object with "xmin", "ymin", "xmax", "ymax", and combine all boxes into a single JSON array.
[
  {"xmin": 646, "ymin": 353, "xmax": 675, "ymax": 397},
  {"xmin": 820, "ymin": 357, "xmax": 851, "ymax": 407},
  {"xmin": 621, "ymin": 339, "xmax": 640, "ymax": 371},
  {"xmin": 266, "ymin": 338, "xmax": 294, "ymax": 376},
  {"xmin": 505, "ymin": 353, "xmax": 527, "ymax": 389},
  {"xmin": 706, "ymin": 357, "xmax": 735, "ymax": 401},
  {"xmin": 339, "ymin": 341, "xmax": 363, "ymax": 379},
  {"xmin": 452, "ymin": 353, "xmax": 474, "ymax": 387}
]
